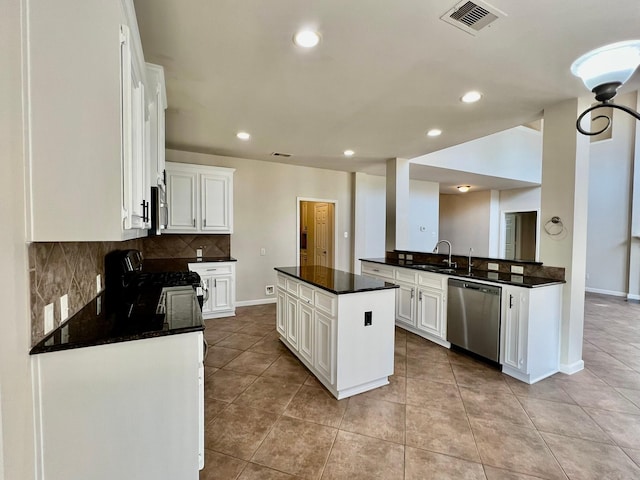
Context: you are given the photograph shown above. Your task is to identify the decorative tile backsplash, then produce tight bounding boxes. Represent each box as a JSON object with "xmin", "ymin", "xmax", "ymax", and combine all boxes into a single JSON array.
[{"xmin": 29, "ymin": 234, "xmax": 231, "ymax": 346}]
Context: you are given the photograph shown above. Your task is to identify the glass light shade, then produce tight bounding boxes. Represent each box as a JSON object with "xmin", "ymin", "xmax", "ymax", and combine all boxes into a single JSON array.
[
  {"xmin": 457, "ymin": 185, "xmax": 470, "ymax": 193},
  {"xmin": 571, "ymin": 40, "xmax": 640, "ymax": 91}
]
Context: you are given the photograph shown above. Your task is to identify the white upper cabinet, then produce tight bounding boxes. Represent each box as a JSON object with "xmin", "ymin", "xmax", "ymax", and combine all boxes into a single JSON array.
[
  {"xmin": 166, "ymin": 162, "xmax": 235, "ymax": 234},
  {"xmin": 145, "ymin": 63, "xmax": 167, "ymax": 189},
  {"xmin": 24, "ymin": 0, "xmax": 160, "ymax": 241}
]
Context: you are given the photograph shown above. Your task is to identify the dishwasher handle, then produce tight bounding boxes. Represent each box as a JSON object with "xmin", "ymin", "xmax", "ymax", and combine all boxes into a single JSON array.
[{"xmin": 448, "ymin": 278, "xmax": 501, "ymax": 296}]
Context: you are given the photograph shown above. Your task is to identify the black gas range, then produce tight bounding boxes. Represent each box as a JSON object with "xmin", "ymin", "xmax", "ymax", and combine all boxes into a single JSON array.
[{"xmin": 105, "ymin": 249, "xmax": 205, "ymax": 309}]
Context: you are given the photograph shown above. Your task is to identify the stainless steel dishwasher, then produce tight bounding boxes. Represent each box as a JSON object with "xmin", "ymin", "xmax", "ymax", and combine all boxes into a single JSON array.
[{"xmin": 447, "ymin": 278, "xmax": 502, "ymax": 362}]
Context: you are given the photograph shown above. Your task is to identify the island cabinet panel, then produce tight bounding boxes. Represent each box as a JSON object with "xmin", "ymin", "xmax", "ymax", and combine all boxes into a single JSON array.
[
  {"xmin": 275, "ymin": 270, "xmax": 396, "ymax": 399},
  {"xmin": 396, "ymin": 282, "xmax": 417, "ymax": 327}
]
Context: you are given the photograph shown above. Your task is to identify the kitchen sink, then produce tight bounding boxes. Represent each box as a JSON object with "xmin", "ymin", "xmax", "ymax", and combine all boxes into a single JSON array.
[{"xmin": 411, "ymin": 264, "xmax": 458, "ymax": 274}]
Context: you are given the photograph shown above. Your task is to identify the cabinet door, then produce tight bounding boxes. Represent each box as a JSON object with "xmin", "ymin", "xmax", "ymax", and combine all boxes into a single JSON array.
[
  {"xmin": 286, "ymin": 294, "xmax": 299, "ymax": 349},
  {"xmin": 201, "ymin": 173, "xmax": 233, "ymax": 233},
  {"xmin": 167, "ymin": 171, "xmax": 197, "ymax": 230},
  {"xmin": 210, "ymin": 276, "xmax": 232, "ymax": 313},
  {"xmin": 314, "ymin": 311, "xmax": 335, "ymax": 385},
  {"xmin": 299, "ymin": 303, "xmax": 314, "ymax": 363},
  {"xmin": 396, "ymin": 282, "xmax": 416, "ymax": 327},
  {"xmin": 501, "ymin": 288, "xmax": 528, "ymax": 372},
  {"xmin": 416, "ymin": 287, "xmax": 444, "ymax": 338},
  {"xmin": 199, "ymin": 275, "xmax": 214, "ymax": 314},
  {"xmin": 276, "ymin": 289, "xmax": 286, "ymax": 336}
]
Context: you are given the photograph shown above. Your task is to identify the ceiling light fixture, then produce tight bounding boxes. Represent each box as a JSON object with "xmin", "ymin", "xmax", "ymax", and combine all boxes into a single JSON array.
[
  {"xmin": 343, "ymin": 149, "xmax": 355, "ymax": 157},
  {"xmin": 571, "ymin": 40, "xmax": 640, "ymax": 135},
  {"xmin": 293, "ymin": 30, "xmax": 320, "ymax": 48},
  {"xmin": 427, "ymin": 129, "xmax": 442, "ymax": 137},
  {"xmin": 236, "ymin": 131, "xmax": 251, "ymax": 140},
  {"xmin": 461, "ymin": 91, "xmax": 482, "ymax": 103},
  {"xmin": 457, "ymin": 185, "xmax": 470, "ymax": 193}
]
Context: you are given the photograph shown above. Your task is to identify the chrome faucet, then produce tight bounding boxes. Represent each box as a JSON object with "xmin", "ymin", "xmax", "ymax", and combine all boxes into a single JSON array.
[{"xmin": 433, "ymin": 240, "xmax": 456, "ymax": 268}]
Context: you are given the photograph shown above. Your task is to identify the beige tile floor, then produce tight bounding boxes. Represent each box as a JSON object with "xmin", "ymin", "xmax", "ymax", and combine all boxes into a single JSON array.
[{"xmin": 200, "ymin": 294, "xmax": 640, "ymax": 479}]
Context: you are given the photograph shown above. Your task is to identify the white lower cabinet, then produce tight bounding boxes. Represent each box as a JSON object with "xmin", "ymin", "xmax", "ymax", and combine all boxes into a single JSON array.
[
  {"xmin": 32, "ymin": 333, "xmax": 203, "ymax": 480},
  {"xmin": 416, "ymin": 287, "xmax": 444, "ymax": 339},
  {"xmin": 275, "ymin": 272, "xmax": 394, "ymax": 399},
  {"xmin": 500, "ymin": 284, "xmax": 562, "ymax": 384},
  {"xmin": 361, "ymin": 262, "xmax": 448, "ymax": 347},
  {"xmin": 189, "ymin": 262, "xmax": 236, "ymax": 319}
]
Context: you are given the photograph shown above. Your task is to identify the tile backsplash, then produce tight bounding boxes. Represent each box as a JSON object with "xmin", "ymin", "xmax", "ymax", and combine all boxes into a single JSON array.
[{"xmin": 29, "ymin": 234, "xmax": 231, "ymax": 346}]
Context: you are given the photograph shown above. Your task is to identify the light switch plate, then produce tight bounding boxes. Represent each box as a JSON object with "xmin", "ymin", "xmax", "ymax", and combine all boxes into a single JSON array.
[
  {"xmin": 488, "ymin": 263, "xmax": 499, "ymax": 271},
  {"xmin": 511, "ymin": 265, "xmax": 524, "ymax": 274},
  {"xmin": 260, "ymin": 248, "xmax": 266, "ymax": 256},
  {"xmin": 44, "ymin": 303, "xmax": 54, "ymax": 333}
]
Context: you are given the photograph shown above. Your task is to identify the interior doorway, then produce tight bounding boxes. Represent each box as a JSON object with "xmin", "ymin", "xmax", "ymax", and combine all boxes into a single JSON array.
[
  {"xmin": 298, "ymin": 199, "xmax": 336, "ymax": 268},
  {"xmin": 502, "ymin": 210, "xmax": 538, "ymax": 261}
]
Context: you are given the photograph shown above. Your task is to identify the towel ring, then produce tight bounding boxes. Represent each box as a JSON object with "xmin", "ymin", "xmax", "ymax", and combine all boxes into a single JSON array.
[{"xmin": 544, "ymin": 216, "xmax": 564, "ymax": 236}]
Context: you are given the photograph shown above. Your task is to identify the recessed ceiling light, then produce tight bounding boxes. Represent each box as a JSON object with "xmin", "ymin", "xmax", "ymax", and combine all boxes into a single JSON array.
[
  {"xmin": 461, "ymin": 91, "xmax": 482, "ymax": 103},
  {"xmin": 236, "ymin": 131, "xmax": 250, "ymax": 140},
  {"xmin": 344, "ymin": 149, "xmax": 355, "ymax": 157},
  {"xmin": 293, "ymin": 30, "xmax": 320, "ymax": 48},
  {"xmin": 427, "ymin": 129, "xmax": 442, "ymax": 137},
  {"xmin": 457, "ymin": 185, "xmax": 471, "ymax": 193}
]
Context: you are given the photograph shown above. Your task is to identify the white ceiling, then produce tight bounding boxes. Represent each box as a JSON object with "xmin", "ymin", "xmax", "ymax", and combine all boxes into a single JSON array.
[{"xmin": 133, "ymin": 0, "xmax": 640, "ymax": 191}]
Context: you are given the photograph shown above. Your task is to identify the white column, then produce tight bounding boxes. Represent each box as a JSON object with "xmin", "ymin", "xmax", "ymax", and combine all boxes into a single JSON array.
[
  {"xmin": 385, "ymin": 158, "xmax": 410, "ymax": 251},
  {"xmin": 628, "ymin": 92, "xmax": 640, "ymax": 300},
  {"xmin": 540, "ymin": 97, "xmax": 591, "ymax": 374}
]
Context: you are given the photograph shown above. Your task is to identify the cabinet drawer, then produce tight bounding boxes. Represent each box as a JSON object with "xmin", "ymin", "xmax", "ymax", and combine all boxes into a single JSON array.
[
  {"xmin": 395, "ymin": 267, "xmax": 417, "ymax": 284},
  {"xmin": 361, "ymin": 263, "xmax": 394, "ymax": 280},
  {"xmin": 299, "ymin": 284, "xmax": 314, "ymax": 305},
  {"xmin": 189, "ymin": 263, "xmax": 234, "ymax": 275},
  {"xmin": 315, "ymin": 290, "xmax": 336, "ymax": 317},
  {"xmin": 418, "ymin": 272, "xmax": 444, "ymax": 290},
  {"xmin": 286, "ymin": 278, "xmax": 299, "ymax": 296}
]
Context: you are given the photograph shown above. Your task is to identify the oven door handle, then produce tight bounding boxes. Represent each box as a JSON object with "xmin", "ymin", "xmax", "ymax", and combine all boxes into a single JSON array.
[{"xmin": 201, "ymin": 279, "xmax": 210, "ymax": 302}]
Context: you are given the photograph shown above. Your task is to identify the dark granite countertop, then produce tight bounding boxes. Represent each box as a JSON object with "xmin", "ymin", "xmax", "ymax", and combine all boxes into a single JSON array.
[
  {"xmin": 143, "ymin": 256, "xmax": 237, "ymax": 273},
  {"xmin": 275, "ymin": 266, "xmax": 399, "ymax": 295},
  {"xmin": 360, "ymin": 258, "xmax": 565, "ymax": 288},
  {"xmin": 30, "ymin": 285, "xmax": 204, "ymax": 355}
]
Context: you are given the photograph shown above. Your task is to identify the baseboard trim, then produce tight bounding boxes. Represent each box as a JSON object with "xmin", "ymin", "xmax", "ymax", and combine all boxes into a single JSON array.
[
  {"xmin": 627, "ymin": 293, "xmax": 640, "ymax": 302},
  {"xmin": 559, "ymin": 359, "xmax": 584, "ymax": 375},
  {"xmin": 585, "ymin": 287, "xmax": 626, "ymax": 297},
  {"xmin": 236, "ymin": 298, "xmax": 277, "ymax": 307}
]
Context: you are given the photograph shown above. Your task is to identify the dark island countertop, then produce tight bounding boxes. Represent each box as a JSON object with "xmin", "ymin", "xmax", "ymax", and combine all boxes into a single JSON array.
[
  {"xmin": 275, "ymin": 266, "xmax": 399, "ymax": 295},
  {"xmin": 143, "ymin": 256, "xmax": 237, "ymax": 273},
  {"xmin": 30, "ymin": 285, "xmax": 204, "ymax": 355},
  {"xmin": 361, "ymin": 258, "xmax": 565, "ymax": 288}
]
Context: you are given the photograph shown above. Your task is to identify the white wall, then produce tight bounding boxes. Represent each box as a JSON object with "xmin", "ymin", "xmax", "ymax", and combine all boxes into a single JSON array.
[
  {"xmin": 439, "ymin": 190, "xmax": 495, "ymax": 256},
  {"xmin": 586, "ymin": 92, "xmax": 637, "ymax": 296},
  {"xmin": 412, "ymin": 126, "xmax": 543, "ymax": 183},
  {"xmin": 409, "ymin": 179, "xmax": 439, "ymax": 252},
  {"xmin": 1, "ymin": 0, "xmax": 36, "ymax": 477},
  {"xmin": 167, "ymin": 149, "xmax": 353, "ymax": 304}
]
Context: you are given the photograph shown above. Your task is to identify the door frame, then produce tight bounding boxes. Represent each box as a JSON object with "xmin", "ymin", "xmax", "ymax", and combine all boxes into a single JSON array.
[
  {"xmin": 297, "ymin": 197, "xmax": 338, "ymax": 268},
  {"xmin": 499, "ymin": 209, "xmax": 540, "ymax": 262}
]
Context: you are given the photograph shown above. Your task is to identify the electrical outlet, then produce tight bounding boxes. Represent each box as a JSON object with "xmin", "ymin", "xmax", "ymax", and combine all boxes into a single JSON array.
[
  {"xmin": 96, "ymin": 274, "xmax": 102, "ymax": 293},
  {"xmin": 60, "ymin": 294, "xmax": 69, "ymax": 321},
  {"xmin": 488, "ymin": 263, "xmax": 499, "ymax": 271},
  {"xmin": 265, "ymin": 285, "xmax": 274, "ymax": 295},
  {"xmin": 44, "ymin": 303, "xmax": 54, "ymax": 333},
  {"xmin": 511, "ymin": 265, "xmax": 524, "ymax": 274},
  {"xmin": 344, "ymin": 231, "xmax": 348, "ymax": 238},
  {"xmin": 196, "ymin": 248, "xmax": 203, "ymax": 257}
]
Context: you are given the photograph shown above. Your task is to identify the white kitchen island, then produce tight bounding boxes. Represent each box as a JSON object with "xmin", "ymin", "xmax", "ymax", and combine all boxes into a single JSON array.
[{"xmin": 275, "ymin": 266, "xmax": 398, "ymax": 399}]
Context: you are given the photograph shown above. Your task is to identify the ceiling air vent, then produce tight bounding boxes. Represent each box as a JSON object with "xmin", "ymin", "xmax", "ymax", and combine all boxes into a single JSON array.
[
  {"xmin": 271, "ymin": 152, "xmax": 292, "ymax": 158},
  {"xmin": 441, "ymin": 0, "xmax": 506, "ymax": 36}
]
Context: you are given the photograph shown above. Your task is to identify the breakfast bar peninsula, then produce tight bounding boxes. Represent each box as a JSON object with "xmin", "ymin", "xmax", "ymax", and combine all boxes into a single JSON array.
[{"xmin": 274, "ymin": 265, "xmax": 399, "ymax": 399}]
